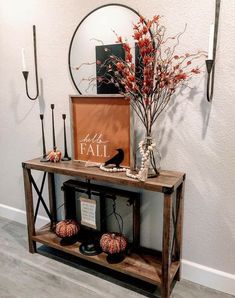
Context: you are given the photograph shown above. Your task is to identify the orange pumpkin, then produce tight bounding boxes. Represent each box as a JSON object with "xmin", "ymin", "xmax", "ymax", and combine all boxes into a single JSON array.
[
  {"xmin": 46, "ymin": 150, "xmax": 62, "ymax": 162},
  {"xmin": 100, "ymin": 233, "xmax": 127, "ymax": 254},
  {"xmin": 55, "ymin": 219, "xmax": 80, "ymax": 238}
]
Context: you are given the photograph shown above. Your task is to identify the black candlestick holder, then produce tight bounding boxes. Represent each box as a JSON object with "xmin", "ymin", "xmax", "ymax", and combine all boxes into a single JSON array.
[
  {"xmin": 47, "ymin": 104, "xmax": 62, "ymax": 162},
  {"xmin": 206, "ymin": 0, "xmax": 221, "ymax": 102},
  {"xmin": 22, "ymin": 25, "xmax": 39, "ymax": 100},
  {"xmin": 206, "ymin": 59, "xmax": 215, "ymax": 102},
  {"xmin": 39, "ymin": 114, "xmax": 48, "ymax": 162},
  {"xmin": 51, "ymin": 104, "xmax": 56, "ymax": 151},
  {"xmin": 62, "ymin": 114, "xmax": 71, "ymax": 161}
]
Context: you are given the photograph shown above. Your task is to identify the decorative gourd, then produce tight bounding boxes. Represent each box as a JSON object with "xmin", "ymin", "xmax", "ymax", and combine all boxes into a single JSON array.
[
  {"xmin": 100, "ymin": 233, "xmax": 127, "ymax": 255},
  {"xmin": 55, "ymin": 219, "xmax": 80, "ymax": 238},
  {"xmin": 46, "ymin": 150, "xmax": 62, "ymax": 162}
]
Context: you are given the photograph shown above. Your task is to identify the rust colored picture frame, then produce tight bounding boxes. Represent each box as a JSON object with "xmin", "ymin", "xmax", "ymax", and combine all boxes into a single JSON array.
[{"xmin": 70, "ymin": 95, "xmax": 133, "ymax": 168}]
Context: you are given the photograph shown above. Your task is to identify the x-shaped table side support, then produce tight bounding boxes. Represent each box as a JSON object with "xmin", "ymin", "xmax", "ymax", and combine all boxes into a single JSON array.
[
  {"xmin": 23, "ymin": 165, "xmax": 57, "ymax": 253},
  {"xmin": 29, "ymin": 171, "xmax": 53, "ymax": 224}
]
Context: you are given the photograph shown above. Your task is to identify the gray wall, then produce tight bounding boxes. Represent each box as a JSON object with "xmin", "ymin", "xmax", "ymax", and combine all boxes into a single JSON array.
[{"xmin": 0, "ymin": 0, "xmax": 235, "ymax": 292}]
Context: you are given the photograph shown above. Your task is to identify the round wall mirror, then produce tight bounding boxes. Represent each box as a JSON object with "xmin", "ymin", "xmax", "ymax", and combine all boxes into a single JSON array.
[{"xmin": 68, "ymin": 4, "xmax": 141, "ymax": 94}]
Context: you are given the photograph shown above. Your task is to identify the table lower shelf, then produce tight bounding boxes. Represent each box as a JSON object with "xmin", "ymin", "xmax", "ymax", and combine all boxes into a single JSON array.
[{"xmin": 32, "ymin": 224, "xmax": 180, "ymax": 286}]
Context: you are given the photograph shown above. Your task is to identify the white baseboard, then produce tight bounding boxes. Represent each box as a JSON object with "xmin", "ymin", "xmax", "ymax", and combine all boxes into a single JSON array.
[
  {"xmin": 0, "ymin": 203, "xmax": 234, "ymax": 295},
  {"xmin": 0, "ymin": 203, "xmax": 49, "ymax": 228},
  {"xmin": 182, "ymin": 259, "xmax": 235, "ymax": 295}
]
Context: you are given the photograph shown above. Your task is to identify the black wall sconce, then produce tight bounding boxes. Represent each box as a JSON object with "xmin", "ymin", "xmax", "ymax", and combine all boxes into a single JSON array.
[
  {"xmin": 22, "ymin": 25, "xmax": 39, "ymax": 100},
  {"xmin": 206, "ymin": 0, "xmax": 221, "ymax": 102}
]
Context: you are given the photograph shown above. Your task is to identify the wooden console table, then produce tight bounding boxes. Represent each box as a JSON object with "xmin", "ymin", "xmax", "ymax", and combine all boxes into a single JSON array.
[{"xmin": 22, "ymin": 157, "xmax": 185, "ymax": 298}]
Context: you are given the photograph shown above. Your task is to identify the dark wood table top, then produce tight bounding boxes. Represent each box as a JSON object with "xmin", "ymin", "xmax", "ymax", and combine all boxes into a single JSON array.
[{"xmin": 22, "ymin": 158, "xmax": 185, "ymax": 193}]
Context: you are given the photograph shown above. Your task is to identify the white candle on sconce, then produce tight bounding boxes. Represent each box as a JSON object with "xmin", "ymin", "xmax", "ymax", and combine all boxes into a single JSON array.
[
  {"xmin": 208, "ymin": 23, "xmax": 214, "ymax": 60},
  {"xmin": 21, "ymin": 48, "xmax": 27, "ymax": 71}
]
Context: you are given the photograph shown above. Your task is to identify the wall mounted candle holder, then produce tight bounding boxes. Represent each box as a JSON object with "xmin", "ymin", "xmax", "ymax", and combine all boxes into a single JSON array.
[
  {"xmin": 206, "ymin": 0, "xmax": 221, "ymax": 102},
  {"xmin": 22, "ymin": 25, "xmax": 39, "ymax": 100}
]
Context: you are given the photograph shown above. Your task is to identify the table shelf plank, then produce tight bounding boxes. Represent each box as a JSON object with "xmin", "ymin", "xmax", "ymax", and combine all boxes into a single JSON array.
[{"xmin": 33, "ymin": 224, "xmax": 180, "ymax": 286}]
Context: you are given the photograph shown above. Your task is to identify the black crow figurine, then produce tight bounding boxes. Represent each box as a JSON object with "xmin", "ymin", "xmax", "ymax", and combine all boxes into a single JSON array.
[{"xmin": 104, "ymin": 148, "xmax": 124, "ymax": 168}]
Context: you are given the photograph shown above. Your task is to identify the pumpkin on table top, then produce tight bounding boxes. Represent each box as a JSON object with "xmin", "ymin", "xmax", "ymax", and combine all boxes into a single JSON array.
[{"xmin": 46, "ymin": 150, "xmax": 62, "ymax": 162}]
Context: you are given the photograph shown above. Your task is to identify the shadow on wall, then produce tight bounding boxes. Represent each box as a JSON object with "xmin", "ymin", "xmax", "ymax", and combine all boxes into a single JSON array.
[
  {"xmin": 157, "ymin": 75, "xmax": 213, "ymax": 160},
  {"xmin": 10, "ymin": 79, "xmax": 35, "ymax": 124},
  {"xmin": 10, "ymin": 77, "xmax": 46, "ymax": 124},
  {"xmin": 140, "ymin": 189, "xmax": 163, "ymax": 250},
  {"xmin": 155, "ymin": 87, "xmax": 194, "ymax": 160},
  {"xmin": 38, "ymin": 78, "xmax": 46, "ymax": 114},
  {"xmin": 200, "ymin": 76, "xmax": 212, "ymax": 139}
]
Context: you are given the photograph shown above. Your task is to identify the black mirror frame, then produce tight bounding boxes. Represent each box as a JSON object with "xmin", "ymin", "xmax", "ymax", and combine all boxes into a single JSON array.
[{"xmin": 68, "ymin": 3, "xmax": 142, "ymax": 94}]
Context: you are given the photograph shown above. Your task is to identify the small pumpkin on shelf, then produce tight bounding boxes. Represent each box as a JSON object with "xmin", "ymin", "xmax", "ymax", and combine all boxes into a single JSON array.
[
  {"xmin": 100, "ymin": 232, "xmax": 127, "ymax": 263},
  {"xmin": 55, "ymin": 219, "xmax": 80, "ymax": 245}
]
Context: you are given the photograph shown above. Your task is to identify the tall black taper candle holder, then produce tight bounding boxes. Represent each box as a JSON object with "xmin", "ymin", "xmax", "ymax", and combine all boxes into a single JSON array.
[
  {"xmin": 47, "ymin": 104, "xmax": 61, "ymax": 162},
  {"xmin": 39, "ymin": 114, "xmax": 48, "ymax": 162},
  {"xmin": 206, "ymin": 0, "xmax": 221, "ymax": 102},
  {"xmin": 51, "ymin": 104, "xmax": 56, "ymax": 151},
  {"xmin": 62, "ymin": 114, "xmax": 71, "ymax": 161},
  {"xmin": 22, "ymin": 25, "xmax": 39, "ymax": 100}
]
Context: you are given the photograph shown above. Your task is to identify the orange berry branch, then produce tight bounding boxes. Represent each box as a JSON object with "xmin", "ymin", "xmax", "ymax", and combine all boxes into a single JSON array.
[{"xmin": 97, "ymin": 15, "xmax": 205, "ymax": 136}]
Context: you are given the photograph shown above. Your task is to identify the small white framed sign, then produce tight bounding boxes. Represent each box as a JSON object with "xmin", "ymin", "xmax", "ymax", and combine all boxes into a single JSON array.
[{"xmin": 80, "ymin": 197, "xmax": 97, "ymax": 229}]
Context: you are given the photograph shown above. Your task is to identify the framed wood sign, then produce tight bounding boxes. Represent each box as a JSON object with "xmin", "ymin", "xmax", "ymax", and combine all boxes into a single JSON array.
[{"xmin": 70, "ymin": 95, "xmax": 133, "ymax": 167}]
